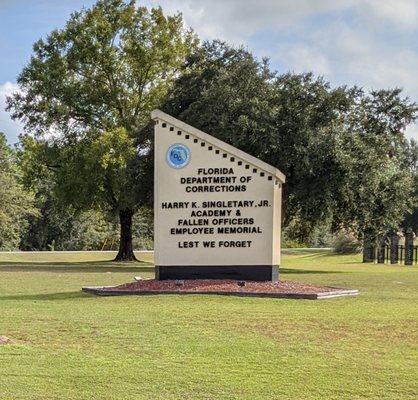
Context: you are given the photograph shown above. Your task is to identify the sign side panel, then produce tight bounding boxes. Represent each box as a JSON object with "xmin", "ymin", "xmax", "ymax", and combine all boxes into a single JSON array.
[{"xmin": 272, "ymin": 183, "xmax": 282, "ymax": 266}]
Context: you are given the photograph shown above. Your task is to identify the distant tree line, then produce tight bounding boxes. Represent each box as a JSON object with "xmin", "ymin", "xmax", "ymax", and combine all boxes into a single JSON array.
[
  {"xmin": 2, "ymin": 0, "xmax": 417, "ymax": 255},
  {"xmin": 0, "ymin": 132, "xmax": 153, "ymax": 251}
]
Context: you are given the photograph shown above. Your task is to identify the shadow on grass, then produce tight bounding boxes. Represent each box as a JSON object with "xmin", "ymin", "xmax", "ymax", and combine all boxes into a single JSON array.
[
  {"xmin": 279, "ymin": 268, "xmax": 343, "ymax": 275},
  {"xmin": 0, "ymin": 259, "xmax": 153, "ymax": 265},
  {"xmin": 294, "ymin": 252, "xmax": 342, "ymax": 259},
  {"xmin": 285, "ymin": 251, "xmax": 362, "ymax": 265},
  {"xmin": 0, "ymin": 261, "xmax": 154, "ymax": 274},
  {"xmin": 282, "ymin": 249, "xmax": 331, "ymax": 255},
  {"xmin": 0, "ymin": 291, "xmax": 88, "ymax": 301},
  {"xmin": 0, "ymin": 261, "xmax": 345, "ymax": 275}
]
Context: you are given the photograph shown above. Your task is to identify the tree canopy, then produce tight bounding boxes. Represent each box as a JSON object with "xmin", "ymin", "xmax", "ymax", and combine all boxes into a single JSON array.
[
  {"xmin": 5, "ymin": 2, "xmax": 418, "ymax": 253},
  {"xmin": 7, "ymin": 0, "xmax": 197, "ymax": 260},
  {"xmin": 0, "ymin": 133, "xmax": 38, "ymax": 250},
  {"xmin": 163, "ymin": 41, "xmax": 417, "ymax": 242}
]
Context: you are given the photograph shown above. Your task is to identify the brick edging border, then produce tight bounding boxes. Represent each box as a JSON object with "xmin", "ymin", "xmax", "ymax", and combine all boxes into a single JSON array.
[{"xmin": 82, "ymin": 286, "xmax": 359, "ymax": 300}]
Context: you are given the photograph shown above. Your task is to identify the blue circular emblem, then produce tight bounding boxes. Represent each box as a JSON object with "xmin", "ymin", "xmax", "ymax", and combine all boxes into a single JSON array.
[{"xmin": 166, "ymin": 143, "xmax": 190, "ymax": 169}]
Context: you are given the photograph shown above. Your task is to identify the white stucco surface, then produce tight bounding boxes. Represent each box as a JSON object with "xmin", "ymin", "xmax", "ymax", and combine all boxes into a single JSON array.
[{"xmin": 153, "ymin": 110, "xmax": 284, "ymax": 267}]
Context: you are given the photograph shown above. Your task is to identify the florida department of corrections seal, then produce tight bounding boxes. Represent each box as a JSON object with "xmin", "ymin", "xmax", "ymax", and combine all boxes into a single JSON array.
[{"xmin": 166, "ymin": 143, "xmax": 190, "ymax": 169}]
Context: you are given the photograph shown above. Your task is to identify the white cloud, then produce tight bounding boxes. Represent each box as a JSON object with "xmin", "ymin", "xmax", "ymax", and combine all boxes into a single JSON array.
[
  {"xmin": 146, "ymin": 1, "xmax": 418, "ymax": 90},
  {"xmin": 360, "ymin": 0, "xmax": 418, "ymax": 31},
  {"xmin": 147, "ymin": 0, "xmax": 418, "ymax": 140},
  {"xmin": 288, "ymin": 19, "xmax": 418, "ymax": 94},
  {"xmin": 145, "ymin": 0, "xmax": 357, "ymax": 43},
  {"xmin": 277, "ymin": 44, "xmax": 331, "ymax": 75},
  {"xmin": 148, "ymin": 0, "xmax": 418, "ymax": 41},
  {"xmin": 0, "ymin": 82, "xmax": 22, "ymax": 145},
  {"xmin": 2, "ymin": 1, "xmax": 418, "ymax": 143},
  {"xmin": 405, "ymin": 124, "xmax": 418, "ymax": 141}
]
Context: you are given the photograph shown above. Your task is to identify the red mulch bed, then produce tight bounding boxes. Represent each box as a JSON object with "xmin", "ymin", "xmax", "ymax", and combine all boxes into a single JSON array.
[
  {"xmin": 112, "ymin": 279, "xmax": 335, "ymax": 294},
  {"xmin": 82, "ymin": 279, "xmax": 359, "ymax": 299}
]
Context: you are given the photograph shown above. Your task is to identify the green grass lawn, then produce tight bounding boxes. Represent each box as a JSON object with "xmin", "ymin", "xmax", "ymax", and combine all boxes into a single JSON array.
[{"xmin": 0, "ymin": 250, "xmax": 417, "ymax": 400}]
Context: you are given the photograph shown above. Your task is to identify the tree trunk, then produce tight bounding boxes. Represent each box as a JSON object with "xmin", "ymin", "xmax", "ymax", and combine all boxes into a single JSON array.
[
  {"xmin": 377, "ymin": 235, "xmax": 386, "ymax": 263},
  {"xmin": 115, "ymin": 209, "xmax": 137, "ymax": 261},
  {"xmin": 390, "ymin": 231, "xmax": 399, "ymax": 264},
  {"xmin": 405, "ymin": 230, "xmax": 414, "ymax": 266},
  {"xmin": 362, "ymin": 236, "xmax": 375, "ymax": 263}
]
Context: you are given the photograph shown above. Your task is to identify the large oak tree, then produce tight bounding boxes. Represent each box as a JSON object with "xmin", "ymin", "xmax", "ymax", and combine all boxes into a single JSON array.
[
  {"xmin": 7, "ymin": 0, "xmax": 197, "ymax": 260},
  {"xmin": 162, "ymin": 41, "xmax": 417, "ymax": 243}
]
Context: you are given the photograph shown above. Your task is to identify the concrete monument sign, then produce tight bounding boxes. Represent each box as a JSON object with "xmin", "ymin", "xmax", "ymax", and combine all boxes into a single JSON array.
[{"xmin": 152, "ymin": 110, "xmax": 286, "ymax": 281}]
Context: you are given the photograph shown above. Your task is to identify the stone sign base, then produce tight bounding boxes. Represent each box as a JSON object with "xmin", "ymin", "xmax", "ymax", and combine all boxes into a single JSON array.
[{"xmin": 155, "ymin": 265, "xmax": 279, "ymax": 281}]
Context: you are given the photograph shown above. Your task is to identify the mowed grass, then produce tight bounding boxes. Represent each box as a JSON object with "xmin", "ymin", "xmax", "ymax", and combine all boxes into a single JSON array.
[{"xmin": 0, "ymin": 250, "xmax": 417, "ymax": 400}]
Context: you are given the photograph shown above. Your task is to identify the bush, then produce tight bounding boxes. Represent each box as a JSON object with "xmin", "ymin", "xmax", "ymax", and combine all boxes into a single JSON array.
[
  {"xmin": 132, "ymin": 207, "xmax": 154, "ymax": 250},
  {"xmin": 333, "ymin": 231, "xmax": 361, "ymax": 254},
  {"xmin": 281, "ymin": 238, "xmax": 309, "ymax": 248}
]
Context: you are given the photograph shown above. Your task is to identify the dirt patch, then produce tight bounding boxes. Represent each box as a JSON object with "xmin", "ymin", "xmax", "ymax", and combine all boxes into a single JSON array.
[
  {"xmin": 83, "ymin": 279, "xmax": 359, "ymax": 299},
  {"xmin": 0, "ymin": 335, "xmax": 15, "ymax": 345}
]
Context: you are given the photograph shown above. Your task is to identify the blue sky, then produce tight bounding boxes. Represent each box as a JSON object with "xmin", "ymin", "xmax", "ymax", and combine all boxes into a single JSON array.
[{"xmin": 1, "ymin": 0, "xmax": 418, "ymax": 144}]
